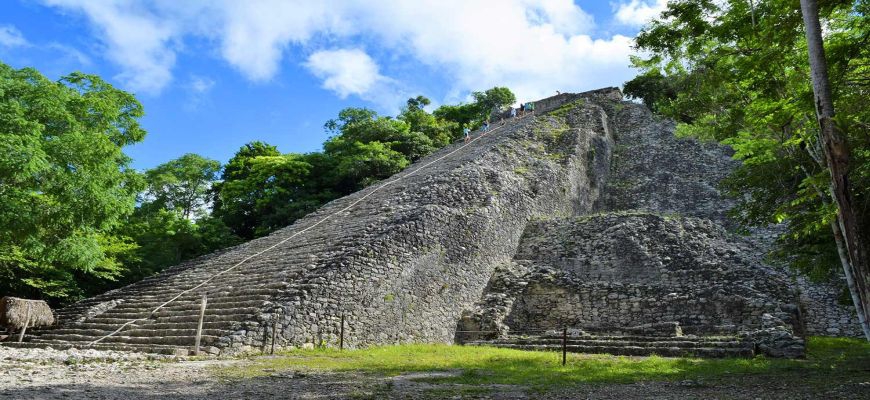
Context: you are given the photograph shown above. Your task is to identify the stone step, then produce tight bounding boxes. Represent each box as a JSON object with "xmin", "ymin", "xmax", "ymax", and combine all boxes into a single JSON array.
[
  {"xmin": 106, "ymin": 286, "xmax": 284, "ymax": 303},
  {"xmin": 113, "ymin": 274, "xmax": 290, "ymax": 291},
  {"xmin": 110, "ymin": 297, "xmax": 269, "ymax": 313},
  {"xmin": 534, "ymin": 334, "xmax": 739, "ymax": 343},
  {"xmin": 153, "ymin": 305, "xmax": 265, "ymax": 316},
  {"xmin": 69, "ymin": 320, "xmax": 236, "ymax": 331},
  {"xmin": 68, "ymin": 292, "xmax": 275, "ymax": 315},
  {"xmin": 478, "ymin": 338, "xmax": 749, "ymax": 349},
  {"xmin": 30, "ymin": 333, "xmax": 223, "ymax": 346},
  {"xmin": 114, "ymin": 289, "xmax": 276, "ymax": 304},
  {"xmin": 151, "ymin": 312, "xmax": 258, "ymax": 324},
  {"xmin": 36, "ymin": 327, "xmax": 229, "ymax": 339},
  {"xmin": 108, "ymin": 278, "xmax": 289, "ymax": 297},
  {"xmin": 1, "ymin": 341, "xmax": 195, "ymax": 356},
  {"xmin": 91, "ymin": 306, "xmax": 261, "ymax": 320},
  {"xmin": 69, "ymin": 312, "xmax": 256, "ymax": 327},
  {"xmin": 468, "ymin": 343, "xmax": 754, "ymax": 358},
  {"xmin": 54, "ymin": 255, "xmax": 303, "ymax": 303}
]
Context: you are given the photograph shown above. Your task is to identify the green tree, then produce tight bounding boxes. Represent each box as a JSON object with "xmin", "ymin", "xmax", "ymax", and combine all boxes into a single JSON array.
[
  {"xmin": 112, "ymin": 153, "xmax": 240, "ymax": 286},
  {"xmin": 117, "ymin": 209, "xmax": 202, "ymax": 281},
  {"xmin": 325, "ymin": 139, "xmax": 410, "ymax": 192},
  {"xmin": 114, "ymin": 210, "xmax": 241, "ymax": 285},
  {"xmin": 399, "ymin": 96, "xmax": 455, "ymax": 148},
  {"xmin": 433, "ymin": 103, "xmax": 479, "ymax": 137},
  {"xmin": 143, "ymin": 153, "xmax": 221, "ymax": 219},
  {"xmin": 0, "ymin": 62, "xmax": 145, "ymax": 302},
  {"xmin": 624, "ymin": 0, "xmax": 870, "ymax": 338},
  {"xmin": 434, "ymin": 87, "xmax": 517, "ymax": 134},
  {"xmin": 325, "ymin": 107, "xmax": 436, "ymax": 162},
  {"xmin": 621, "ymin": 65, "xmax": 680, "ymax": 116},
  {"xmin": 213, "ymin": 142, "xmax": 320, "ymax": 238},
  {"xmin": 472, "ymin": 86, "xmax": 516, "ymax": 117},
  {"xmin": 323, "ymin": 107, "xmax": 434, "ymax": 193},
  {"xmin": 800, "ymin": 0, "xmax": 870, "ymax": 339},
  {"xmin": 218, "ymin": 141, "xmax": 282, "ymax": 183},
  {"xmin": 212, "ymin": 141, "xmax": 281, "ymax": 238}
]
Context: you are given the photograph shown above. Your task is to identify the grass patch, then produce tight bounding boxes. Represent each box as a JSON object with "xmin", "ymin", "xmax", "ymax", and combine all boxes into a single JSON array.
[
  {"xmin": 549, "ymin": 99, "xmax": 586, "ymax": 118},
  {"xmin": 215, "ymin": 337, "xmax": 870, "ymax": 390}
]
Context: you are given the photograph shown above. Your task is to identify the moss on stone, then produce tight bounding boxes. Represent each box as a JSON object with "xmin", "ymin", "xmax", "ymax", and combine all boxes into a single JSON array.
[{"xmin": 549, "ymin": 99, "xmax": 586, "ymax": 118}]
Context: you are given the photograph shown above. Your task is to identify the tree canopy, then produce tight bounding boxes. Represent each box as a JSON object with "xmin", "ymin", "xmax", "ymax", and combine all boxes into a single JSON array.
[
  {"xmin": 143, "ymin": 153, "xmax": 220, "ymax": 220},
  {"xmin": 116, "ymin": 153, "xmax": 240, "ymax": 286},
  {"xmin": 0, "ymin": 62, "xmax": 145, "ymax": 300}
]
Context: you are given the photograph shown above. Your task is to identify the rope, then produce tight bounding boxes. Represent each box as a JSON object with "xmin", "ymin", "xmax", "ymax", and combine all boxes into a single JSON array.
[{"xmin": 88, "ymin": 113, "xmax": 535, "ymax": 346}]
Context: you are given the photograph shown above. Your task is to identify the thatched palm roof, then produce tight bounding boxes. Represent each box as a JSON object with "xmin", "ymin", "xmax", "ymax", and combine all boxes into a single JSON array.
[{"xmin": 0, "ymin": 297, "xmax": 54, "ymax": 328}]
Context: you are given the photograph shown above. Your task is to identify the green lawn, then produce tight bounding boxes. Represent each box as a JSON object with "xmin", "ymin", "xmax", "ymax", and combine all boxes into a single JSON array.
[{"xmin": 216, "ymin": 337, "xmax": 870, "ymax": 389}]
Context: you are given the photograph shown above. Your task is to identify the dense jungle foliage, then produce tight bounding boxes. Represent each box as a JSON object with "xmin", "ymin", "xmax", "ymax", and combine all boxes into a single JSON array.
[{"xmin": 0, "ymin": 61, "xmax": 514, "ymax": 304}]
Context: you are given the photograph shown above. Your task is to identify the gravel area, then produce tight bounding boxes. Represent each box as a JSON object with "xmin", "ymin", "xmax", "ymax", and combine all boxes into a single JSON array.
[{"xmin": 1, "ymin": 346, "xmax": 868, "ymax": 399}]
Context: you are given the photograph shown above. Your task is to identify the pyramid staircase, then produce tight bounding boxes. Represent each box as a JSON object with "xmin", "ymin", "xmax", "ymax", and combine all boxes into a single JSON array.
[{"xmin": 3, "ymin": 227, "xmax": 344, "ymax": 355}]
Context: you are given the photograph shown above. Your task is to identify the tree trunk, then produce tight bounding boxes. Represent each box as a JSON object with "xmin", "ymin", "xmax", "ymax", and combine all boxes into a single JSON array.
[
  {"xmin": 798, "ymin": 160, "xmax": 870, "ymax": 339},
  {"xmin": 830, "ymin": 219, "xmax": 870, "ymax": 340},
  {"xmin": 800, "ymin": 0, "xmax": 870, "ymax": 341}
]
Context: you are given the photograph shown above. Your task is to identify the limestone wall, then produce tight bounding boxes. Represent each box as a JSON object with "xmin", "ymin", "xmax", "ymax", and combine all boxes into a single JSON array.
[
  {"xmin": 506, "ymin": 282, "xmax": 778, "ymax": 333},
  {"xmin": 601, "ymin": 103, "xmax": 739, "ymax": 224},
  {"xmin": 502, "ymin": 214, "xmax": 801, "ymax": 334},
  {"xmin": 797, "ymin": 276, "xmax": 862, "ymax": 337}
]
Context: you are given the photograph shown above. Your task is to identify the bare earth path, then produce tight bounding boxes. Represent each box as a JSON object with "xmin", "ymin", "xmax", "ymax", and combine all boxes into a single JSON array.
[{"xmin": 2, "ymin": 347, "xmax": 868, "ymax": 399}]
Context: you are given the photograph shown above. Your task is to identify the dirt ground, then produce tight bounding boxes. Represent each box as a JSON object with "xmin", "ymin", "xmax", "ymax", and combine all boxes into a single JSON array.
[{"xmin": 1, "ymin": 347, "xmax": 868, "ymax": 400}]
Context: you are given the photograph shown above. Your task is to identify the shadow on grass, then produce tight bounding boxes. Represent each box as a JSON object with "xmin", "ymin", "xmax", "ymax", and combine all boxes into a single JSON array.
[{"xmin": 216, "ymin": 337, "xmax": 870, "ymax": 388}]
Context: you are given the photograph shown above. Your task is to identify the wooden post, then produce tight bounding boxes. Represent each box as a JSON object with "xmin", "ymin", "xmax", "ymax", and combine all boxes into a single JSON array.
[
  {"xmin": 561, "ymin": 327, "xmax": 567, "ymax": 366},
  {"xmin": 270, "ymin": 312, "xmax": 279, "ymax": 355},
  {"xmin": 17, "ymin": 303, "xmax": 31, "ymax": 343},
  {"xmin": 339, "ymin": 314, "xmax": 345, "ymax": 351},
  {"xmin": 194, "ymin": 293, "xmax": 207, "ymax": 356}
]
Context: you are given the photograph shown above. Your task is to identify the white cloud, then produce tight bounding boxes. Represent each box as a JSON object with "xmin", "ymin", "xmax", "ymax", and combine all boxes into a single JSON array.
[
  {"xmin": 305, "ymin": 49, "xmax": 383, "ymax": 98},
  {"xmin": 305, "ymin": 48, "xmax": 412, "ymax": 112},
  {"xmin": 183, "ymin": 74, "xmax": 216, "ymax": 111},
  {"xmin": 39, "ymin": 0, "xmax": 639, "ymax": 106},
  {"xmin": 519, "ymin": 0, "xmax": 595, "ymax": 36},
  {"xmin": 189, "ymin": 75, "xmax": 215, "ymax": 94},
  {"xmin": 614, "ymin": 0, "xmax": 668, "ymax": 27},
  {"xmin": 344, "ymin": 1, "xmax": 635, "ymax": 104},
  {"xmin": 214, "ymin": 1, "xmax": 345, "ymax": 81},
  {"xmin": 42, "ymin": 0, "xmax": 177, "ymax": 95},
  {"xmin": 0, "ymin": 25, "xmax": 29, "ymax": 48},
  {"xmin": 47, "ymin": 43, "xmax": 92, "ymax": 66}
]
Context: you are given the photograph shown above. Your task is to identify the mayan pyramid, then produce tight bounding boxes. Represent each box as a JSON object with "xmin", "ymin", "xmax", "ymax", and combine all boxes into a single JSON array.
[{"xmin": 7, "ymin": 88, "xmax": 859, "ymax": 357}]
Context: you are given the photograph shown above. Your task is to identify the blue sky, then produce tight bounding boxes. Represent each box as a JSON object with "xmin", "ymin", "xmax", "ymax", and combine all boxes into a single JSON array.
[{"xmin": 0, "ymin": 0, "xmax": 666, "ymax": 170}]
